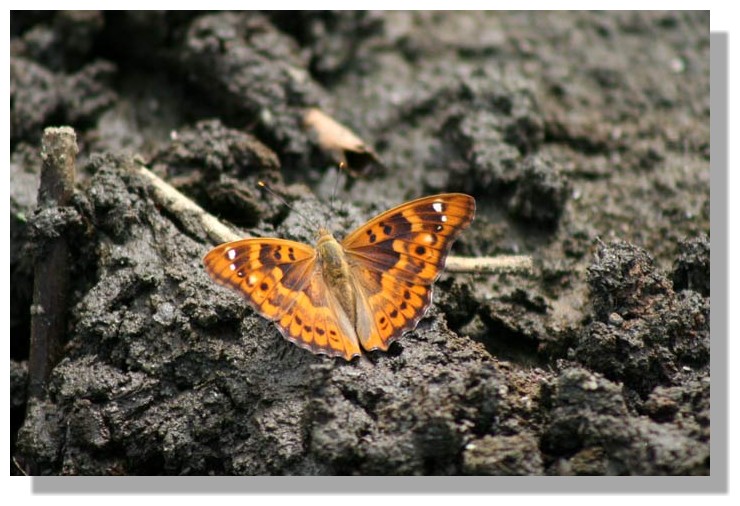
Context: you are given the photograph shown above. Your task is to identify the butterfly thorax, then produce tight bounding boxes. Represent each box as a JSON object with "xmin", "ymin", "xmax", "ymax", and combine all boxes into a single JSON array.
[{"xmin": 316, "ymin": 230, "xmax": 357, "ymax": 327}]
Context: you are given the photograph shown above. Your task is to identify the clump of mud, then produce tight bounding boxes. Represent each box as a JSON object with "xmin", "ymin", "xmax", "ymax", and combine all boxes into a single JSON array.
[{"xmin": 11, "ymin": 12, "xmax": 709, "ymax": 476}]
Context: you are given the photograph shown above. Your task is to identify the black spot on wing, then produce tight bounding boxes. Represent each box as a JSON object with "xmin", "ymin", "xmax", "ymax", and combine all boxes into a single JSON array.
[
  {"xmin": 259, "ymin": 244, "xmax": 273, "ymax": 264},
  {"xmin": 384, "ymin": 212, "xmax": 413, "ymax": 238}
]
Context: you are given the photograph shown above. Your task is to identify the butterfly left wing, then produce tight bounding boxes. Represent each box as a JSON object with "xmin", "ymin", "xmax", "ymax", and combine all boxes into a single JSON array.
[
  {"xmin": 203, "ymin": 238, "xmax": 317, "ymax": 321},
  {"xmin": 203, "ymin": 238, "xmax": 361, "ymax": 359},
  {"xmin": 341, "ymin": 193, "xmax": 476, "ymax": 351}
]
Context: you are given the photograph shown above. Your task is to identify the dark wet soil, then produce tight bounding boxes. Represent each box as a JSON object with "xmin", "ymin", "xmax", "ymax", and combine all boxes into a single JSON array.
[{"xmin": 10, "ymin": 11, "xmax": 709, "ymax": 475}]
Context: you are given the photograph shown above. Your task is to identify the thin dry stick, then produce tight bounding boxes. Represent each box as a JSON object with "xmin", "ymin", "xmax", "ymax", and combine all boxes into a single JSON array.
[
  {"xmin": 136, "ymin": 164, "xmax": 241, "ymax": 244},
  {"xmin": 445, "ymin": 254, "xmax": 532, "ymax": 274},
  {"xmin": 28, "ymin": 126, "xmax": 77, "ymax": 399},
  {"xmin": 136, "ymin": 164, "xmax": 532, "ymax": 274}
]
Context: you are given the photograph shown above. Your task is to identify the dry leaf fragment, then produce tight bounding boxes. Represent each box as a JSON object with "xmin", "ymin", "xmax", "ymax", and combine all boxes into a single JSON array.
[{"xmin": 303, "ymin": 107, "xmax": 385, "ymax": 177}]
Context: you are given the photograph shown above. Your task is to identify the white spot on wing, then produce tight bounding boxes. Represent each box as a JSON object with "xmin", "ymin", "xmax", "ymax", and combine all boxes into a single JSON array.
[
  {"xmin": 229, "ymin": 264, "xmax": 236, "ymax": 271},
  {"xmin": 248, "ymin": 274, "xmax": 258, "ymax": 286},
  {"xmin": 432, "ymin": 202, "xmax": 444, "ymax": 213},
  {"xmin": 226, "ymin": 249, "xmax": 236, "ymax": 260},
  {"xmin": 441, "ymin": 215, "xmax": 448, "ymax": 223}
]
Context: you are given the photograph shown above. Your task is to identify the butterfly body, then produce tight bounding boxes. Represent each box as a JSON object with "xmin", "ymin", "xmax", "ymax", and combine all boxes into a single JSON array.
[
  {"xmin": 204, "ymin": 193, "xmax": 475, "ymax": 360},
  {"xmin": 315, "ymin": 230, "xmax": 361, "ymax": 345},
  {"xmin": 315, "ymin": 230, "xmax": 354, "ymax": 304}
]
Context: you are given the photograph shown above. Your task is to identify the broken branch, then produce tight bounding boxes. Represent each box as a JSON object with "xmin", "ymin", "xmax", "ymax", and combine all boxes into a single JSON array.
[{"xmin": 28, "ymin": 126, "xmax": 77, "ymax": 399}]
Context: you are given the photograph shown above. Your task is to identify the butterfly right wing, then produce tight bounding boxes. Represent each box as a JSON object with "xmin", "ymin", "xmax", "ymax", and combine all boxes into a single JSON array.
[
  {"xmin": 203, "ymin": 238, "xmax": 361, "ymax": 359},
  {"xmin": 341, "ymin": 194, "xmax": 476, "ymax": 351}
]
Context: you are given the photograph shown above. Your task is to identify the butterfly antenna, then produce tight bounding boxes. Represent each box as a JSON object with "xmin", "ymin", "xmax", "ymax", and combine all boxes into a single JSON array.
[
  {"xmin": 331, "ymin": 162, "xmax": 345, "ymax": 212},
  {"xmin": 326, "ymin": 161, "xmax": 346, "ymax": 230},
  {"xmin": 257, "ymin": 181, "xmax": 313, "ymax": 229}
]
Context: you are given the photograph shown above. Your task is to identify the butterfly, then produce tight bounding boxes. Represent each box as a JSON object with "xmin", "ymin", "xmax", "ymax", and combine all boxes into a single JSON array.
[{"xmin": 203, "ymin": 193, "xmax": 475, "ymax": 360}]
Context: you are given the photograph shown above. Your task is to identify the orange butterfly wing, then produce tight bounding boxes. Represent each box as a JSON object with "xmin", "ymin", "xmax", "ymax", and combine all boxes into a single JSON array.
[
  {"xmin": 203, "ymin": 238, "xmax": 362, "ymax": 359},
  {"xmin": 342, "ymin": 193, "xmax": 476, "ymax": 351}
]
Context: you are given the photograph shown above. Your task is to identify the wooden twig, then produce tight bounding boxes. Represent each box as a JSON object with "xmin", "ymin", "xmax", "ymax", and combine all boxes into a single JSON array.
[
  {"xmin": 12, "ymin": 456, "xmax": 28, "ymax": 476},
  {"xmin": 136, "ymin": 165, "xmax": 240, "ymax": 244},
  {"xmin": 28, "ymin": 126, "xmax": 77, "ymax": 399},
  {"xmin": 444, "ymin": 254, "xmax": 532, "ymax": 274},
  {"xmin": 136, "ymin": 164, "xmax": 532, "ymax": 275}
]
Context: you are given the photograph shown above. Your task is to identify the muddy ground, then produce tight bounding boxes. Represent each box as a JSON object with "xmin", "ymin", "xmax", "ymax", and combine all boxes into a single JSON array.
[{"xmin": 10, "ymin": 11, "xmax": 709, "ymax": 476}]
